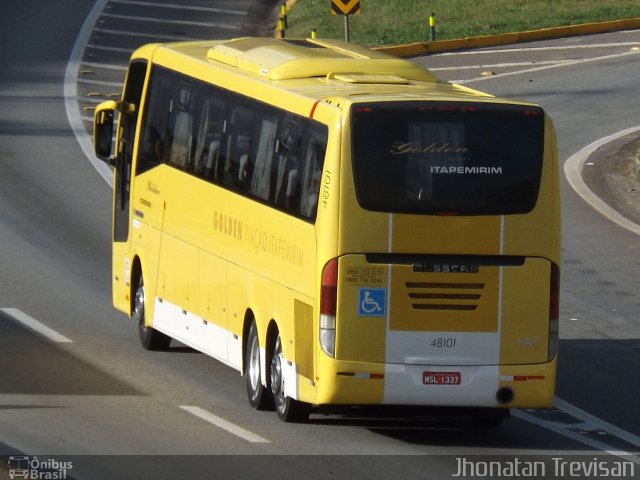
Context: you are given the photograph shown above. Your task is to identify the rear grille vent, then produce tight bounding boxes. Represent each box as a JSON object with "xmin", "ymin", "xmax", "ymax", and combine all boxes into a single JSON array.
[{"xmin": 405, "ymin": 282, "xmax": 484, "ymax": 311}]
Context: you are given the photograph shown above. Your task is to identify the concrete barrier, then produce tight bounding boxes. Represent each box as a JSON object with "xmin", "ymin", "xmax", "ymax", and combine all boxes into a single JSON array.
[{"xmin": 376, "ymin": 17, "xmax": 640, "ymax": 57}]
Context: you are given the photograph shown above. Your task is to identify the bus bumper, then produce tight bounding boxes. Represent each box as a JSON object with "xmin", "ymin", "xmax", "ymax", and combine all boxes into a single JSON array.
[{"xmin": 312, "ymin": 356, "xmax": 556, "ymax": 409}]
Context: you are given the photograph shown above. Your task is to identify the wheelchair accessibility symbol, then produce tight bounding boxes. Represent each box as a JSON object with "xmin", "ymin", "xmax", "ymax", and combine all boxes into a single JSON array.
[{"xmin": 357, "ymin": 288, "xmax": 387, "ymax": 317}]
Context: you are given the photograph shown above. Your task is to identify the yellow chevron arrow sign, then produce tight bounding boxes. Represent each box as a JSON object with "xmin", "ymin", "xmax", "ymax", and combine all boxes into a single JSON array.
[{"xmin": 331, "ymin": 0, "xmax": 361, "ymax": 16}]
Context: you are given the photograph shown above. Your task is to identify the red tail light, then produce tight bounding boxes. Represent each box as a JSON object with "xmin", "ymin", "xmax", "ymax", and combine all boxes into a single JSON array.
[
  {"xmin": 320, "ymin": 258, "xmax": 338, "ymax": 358},
  {"xmin": 320, "ymin": 258, "xmax": 338, "ymax": 316}
]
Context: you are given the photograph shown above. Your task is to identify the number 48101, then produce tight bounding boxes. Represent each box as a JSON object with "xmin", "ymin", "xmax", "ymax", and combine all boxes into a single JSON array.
[{"xmin": 430, "ymin": 337, "xmax": 456, "ymax": 348}]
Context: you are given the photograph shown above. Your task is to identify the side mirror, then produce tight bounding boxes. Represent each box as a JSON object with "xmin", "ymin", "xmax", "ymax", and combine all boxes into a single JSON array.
[{"xmin": 94, "ymin": 100, "xmax": 118, "ymax": 165}]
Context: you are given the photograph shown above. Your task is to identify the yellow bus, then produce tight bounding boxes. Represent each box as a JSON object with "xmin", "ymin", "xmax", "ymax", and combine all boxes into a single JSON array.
[{"xmin": 94, "ymin": 37, "xmax": 560, "ymax": 423}]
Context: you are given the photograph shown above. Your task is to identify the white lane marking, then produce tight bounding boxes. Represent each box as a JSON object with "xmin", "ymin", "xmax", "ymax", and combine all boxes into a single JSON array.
[
  {"xmin": 514, "ymin": 410, "xmax": 639, "ymax": 462},
  {"xmin": 459, "ymin": 49, "xmax": 640, "ymax": 84},
  {"xmin": 179, "ymin": 406, "xmax": 270, "ymax": 443},
  {"xmin": 93, "ymin": 26, "xmax": 200, "ymax": 41},
  {"xmin": 83, "ymin": 97, "xmax": 113, "ymax": 104},
  {"xmin": 434, "ymin": 42, "xmax": 640, "ymax": 56},
  {"xmin": 1, "ymin": 308, "xmax": 73, "ymax": 343},
  {"xmin": 554, "ymin": 397, "xmax": 640, "ymax": 450},
  {"xmin": 79, "ymin": 61, "xmax": 128, "ymax": 71},
  {"xmin": 430, "ymin": 60, "xmax": 566, "ymax": 71},
  {"xmin": 77, "ymin": 78, "xmax": 124, "ymax": 88},
  {"xmin": 64, "ymin": 0, "xmax": 114, "ymax": 188},
  {"xmin": 563, "ymin": 125, "xmax": 640, "ymax": 236},
  {"xmin": 99, "ymin": 13, "xmax": 240, "ymax": 30},
  {"xmin": 87, "ymin": 43, "xmax": 136, "ymax": 54},
  {"xmin": 108, "ymin": 0, "xmax": 244, "ymax": 16},
  {"xmin": 514, "ymin": 398, "xmax": 640, "ymax": 463}
]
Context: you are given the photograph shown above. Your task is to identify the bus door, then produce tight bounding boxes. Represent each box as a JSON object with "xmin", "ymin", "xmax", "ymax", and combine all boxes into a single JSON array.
[{"xmin": 113, "ymin": 60, "xmax": 147, "ymax": 311}]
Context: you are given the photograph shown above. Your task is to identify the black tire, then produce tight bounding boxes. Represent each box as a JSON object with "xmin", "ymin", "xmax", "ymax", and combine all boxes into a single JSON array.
[
  {"xmin": 245, "ymin": 322, "xmax": 273, "ymax": 410},
  {"xmin": 133, "ymin": 275, "xmax": 171, "ymax": 351},
  {"xmin": 271, "ymin": 334, "xmax": 311, "ymax": 422}
]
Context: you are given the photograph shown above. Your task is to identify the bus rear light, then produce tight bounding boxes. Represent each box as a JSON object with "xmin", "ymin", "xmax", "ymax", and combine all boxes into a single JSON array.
[
  {"xmin": 320, "ymin": 316, "xmax": 336, "ymax": 358},
  {"xmin": 548, "ymin": 263, "xmax": 560, "ymax": 360},
  {"xmin": 320, "ymin": 258, "xmax": 338, "ymax": 316},
  {"xmin": 320, "ymin": 258, "xmax": 338, "ymax": 358}
]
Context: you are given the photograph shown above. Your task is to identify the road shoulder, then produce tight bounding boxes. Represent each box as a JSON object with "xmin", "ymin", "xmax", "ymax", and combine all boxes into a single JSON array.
[{"xmin": 583, "ymin": 133, "xmax": 640, "ymax": 228}]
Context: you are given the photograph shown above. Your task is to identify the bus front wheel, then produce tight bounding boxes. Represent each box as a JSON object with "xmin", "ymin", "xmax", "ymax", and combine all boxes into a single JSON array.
[{"xmin": 133, "ymin": 275, "xmax": 171, "ymax": 351}]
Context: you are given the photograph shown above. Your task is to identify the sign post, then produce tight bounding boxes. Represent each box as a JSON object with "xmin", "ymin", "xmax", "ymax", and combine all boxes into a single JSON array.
[{"xmin": 330, "ymin": 0, "xmax": 361, "ymax": 42}]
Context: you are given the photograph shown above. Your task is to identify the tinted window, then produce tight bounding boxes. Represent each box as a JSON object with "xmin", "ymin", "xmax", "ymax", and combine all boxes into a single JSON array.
[
  {"xmin": 351, "ymin": 102, "xmax": 545, "ymax": 215},
  {"xmin": 137, "ymin": 66, "xmax": 328, "ymax": 222}
]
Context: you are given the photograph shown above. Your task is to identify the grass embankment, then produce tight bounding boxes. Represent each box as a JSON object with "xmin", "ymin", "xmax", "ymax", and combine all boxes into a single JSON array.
[{"xmin": 284, "ymin": 0, "xmax": 640, "ymax": 46}]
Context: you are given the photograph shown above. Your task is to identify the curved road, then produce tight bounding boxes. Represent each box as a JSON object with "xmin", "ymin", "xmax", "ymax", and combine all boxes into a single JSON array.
[{"xmin": 1, "ymin": 2, "xmax": 639, "ymax": 478}]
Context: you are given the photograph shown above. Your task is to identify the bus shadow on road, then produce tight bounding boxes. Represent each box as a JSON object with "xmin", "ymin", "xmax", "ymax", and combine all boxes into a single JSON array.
[
  {"xmin": 0, "ymin": 310, "xmax": 144, "ymax": 397},
  {"xmin": 307, "ymin": 406, "xmax": 586, "ymax": 451}
]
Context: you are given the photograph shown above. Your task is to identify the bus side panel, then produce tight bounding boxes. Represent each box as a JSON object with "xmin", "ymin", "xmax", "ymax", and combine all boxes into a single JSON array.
[
  {"xmin": 293, "ymin": 299, "xmax": 315, "ymax": 386},
  {"xmin": 112, "ymin": 240, "xmax": 132, "ymax": 315},
  {"xmin": 199, "ymin": 250, "xmax": 229, "ymax": 361},
  {"xmin": 156, "ymin": 232, "xmax": 199, "ymax": 311},
  {"xmin": 500, "ymin": 258, "xmax": 550, "ymax": 364}
]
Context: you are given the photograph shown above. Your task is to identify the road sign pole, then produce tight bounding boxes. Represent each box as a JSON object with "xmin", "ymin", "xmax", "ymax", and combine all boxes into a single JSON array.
[
  {"xmin": 330, "ymin": 0, "xmax": 360, "ymax": 42},
  {"xmin": 429, "ymin": 12, "xmax": 436, "ymax": 41},
  {"xmin": 344, "ymin": 15, "xmax": 350, "ymax": 42}
]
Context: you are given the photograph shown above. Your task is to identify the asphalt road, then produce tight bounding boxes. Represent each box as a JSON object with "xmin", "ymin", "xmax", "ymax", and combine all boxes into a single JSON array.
[{"xmin": 1, "ymin": 2, "xmax": 640, "ymax": 479}]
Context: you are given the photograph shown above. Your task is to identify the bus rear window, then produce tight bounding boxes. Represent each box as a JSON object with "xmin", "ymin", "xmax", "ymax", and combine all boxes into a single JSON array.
[{"xmin": 351, "ymin": 102, "xmax": 545, "ymax": 215}]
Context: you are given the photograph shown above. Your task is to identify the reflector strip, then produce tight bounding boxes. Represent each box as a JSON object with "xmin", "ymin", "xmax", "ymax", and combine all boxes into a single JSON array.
[
  {"xmin": 500, "ymin": 375, "xmax": 546, "ymax": 382},
  {"xmin": 514, "ymin": 375, "xmax": 546, "ymax": 381},
  {"xmin": 337, "ymin": 372, "xmax": 384, "ymax": 379}
]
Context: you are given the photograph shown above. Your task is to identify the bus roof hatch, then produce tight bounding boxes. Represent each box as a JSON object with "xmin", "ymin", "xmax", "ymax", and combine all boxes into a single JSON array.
[{"xmin": 207, "ymin": 37, "xmax": 437, "ymax": 83}]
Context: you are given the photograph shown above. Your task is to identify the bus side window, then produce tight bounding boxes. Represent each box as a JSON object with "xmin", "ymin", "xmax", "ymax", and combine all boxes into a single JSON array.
[
  {"xmin": 251, "ymin": 114, "xmax": 278, "ymax": 201},
  {"xmin": 274, "ymin": 116, "xmax": 303, "ymax": 211},
  {"xmin": 299, "ymin": 131, "xmax": 326, "ymax": 219},
  {"xmin": 223, "ymin": 105, "xmax": 253, "ymax": 191},
  {"xmin": 167, "ymin": 84, "xmax": 193, "ymax": 170},
  {"xmin": 138, "ymin": 67, "xmax": 172, "ymax": 175},
  {"xmin": 194, "ymin": 95, "xmax": 226, "ymax": 180}
]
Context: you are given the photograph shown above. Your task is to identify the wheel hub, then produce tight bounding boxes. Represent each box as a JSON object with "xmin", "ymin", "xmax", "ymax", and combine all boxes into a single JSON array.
[{"xmin": 270, "ymin": 351, "xmax": 284, "ymax": 396}]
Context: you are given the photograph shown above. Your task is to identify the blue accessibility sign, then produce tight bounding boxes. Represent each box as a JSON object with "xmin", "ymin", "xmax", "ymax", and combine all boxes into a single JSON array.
[{"xmin": 357, "ymin": 288, "xmax": 387, "ymax": 317}]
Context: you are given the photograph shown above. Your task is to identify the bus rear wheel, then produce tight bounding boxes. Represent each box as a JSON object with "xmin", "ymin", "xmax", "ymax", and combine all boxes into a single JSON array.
[
  {"xmin": 245, "ymin": 322, "xmax": 273, "ymax": 410},
  {"xmin": 271, "ymin": 334, "xmax": 311, "ymax": 422},
  {"xmin": 133, "ymin": 275, "xmax": 171, "ymax": 351}
]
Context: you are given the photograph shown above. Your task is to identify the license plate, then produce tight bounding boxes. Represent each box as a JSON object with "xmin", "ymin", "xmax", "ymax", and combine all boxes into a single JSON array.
[{"xmin": 423, "ymin": 371, "xmax": 461, "ymax": 385}]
